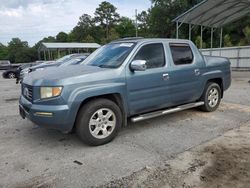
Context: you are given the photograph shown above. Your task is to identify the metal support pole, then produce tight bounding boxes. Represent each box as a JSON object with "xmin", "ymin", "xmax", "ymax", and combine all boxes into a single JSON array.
[
  {"xmin": 43, "ymin": 50, "xmax": 46, "ymax": 61},
  {"xmin": 48, "ymin": 50, "xmax": 51, "ymax": 60},
  {"xmin": 176, "ymin": 22, "xmax": 179, "ymax": 39},
  {"xmin": 236, "ymin": 48, "xmax": 240, "ymax": 68},
  {"xmin": 38, "ymin": 50, "xmax": 41, "ymax": 60},
  {"xmin": 219, "ymin": 28, "xmax": 223, "ymax": 56},
  {"xmin": 135, "ymin": 9, "xmax": 138, "ymax": 37},
  {"xmin": 189, "ymin": 24, "xmax": 192, "ymax": 41},
  {"xmin": 210, "ymin": 27, "xmax": 214, "ymax": 56},
  {"xmin": 200, "ymin": 25, "xmax": 203, "ymax": 49}
]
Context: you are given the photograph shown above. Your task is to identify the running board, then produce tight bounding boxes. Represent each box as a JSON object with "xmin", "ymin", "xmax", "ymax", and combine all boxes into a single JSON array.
[{"xmin": 131, "ymin": 101, "xmax": 204, "ymax": 123}]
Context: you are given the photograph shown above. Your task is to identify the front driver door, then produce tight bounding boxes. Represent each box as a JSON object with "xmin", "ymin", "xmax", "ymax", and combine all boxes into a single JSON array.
[{"xmin": 126, "ymin": 43, "xmax": 171, "ymax": 115}]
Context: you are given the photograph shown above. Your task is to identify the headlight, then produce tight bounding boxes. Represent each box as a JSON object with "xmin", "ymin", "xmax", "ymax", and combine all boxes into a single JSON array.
[{"xmin": 40, "ymin": 87, "xmax": 63, "ymax": 99}]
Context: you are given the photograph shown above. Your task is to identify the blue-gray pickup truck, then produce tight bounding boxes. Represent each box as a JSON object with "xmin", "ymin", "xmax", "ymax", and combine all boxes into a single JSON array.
[{"xmin": 19, "ymin": 38, "xmax": 231, "ymax": 146}]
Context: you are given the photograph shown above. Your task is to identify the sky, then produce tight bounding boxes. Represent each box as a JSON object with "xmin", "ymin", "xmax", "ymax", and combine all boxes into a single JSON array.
[{"xmin": 0, "ymin": 0, "xmax": 151, "ymax": 46}]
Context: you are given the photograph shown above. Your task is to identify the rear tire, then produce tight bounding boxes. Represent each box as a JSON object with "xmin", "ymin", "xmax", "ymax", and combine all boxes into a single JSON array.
[
  {"xmin": 75, "ymin": 99, "xmax": 122, "ymax": 146},
  {"xmin": 199, "ymin": 82, "xmax": 221, "ymax": 112}
]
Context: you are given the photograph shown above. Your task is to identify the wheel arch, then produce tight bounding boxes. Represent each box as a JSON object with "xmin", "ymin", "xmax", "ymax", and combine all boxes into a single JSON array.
[
  {"xmin": 206, "ymin": 77, "xmax": 224, "ymax": 98},
  {"xmin": 73, "ymin": 93, "xmax": 127, "ymax": 131}
]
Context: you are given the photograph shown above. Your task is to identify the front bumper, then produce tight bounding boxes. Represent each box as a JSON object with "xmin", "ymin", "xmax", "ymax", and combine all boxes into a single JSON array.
[{"xmin": 19, "ymin": 95, "xmax": 74, "ymax": 132}]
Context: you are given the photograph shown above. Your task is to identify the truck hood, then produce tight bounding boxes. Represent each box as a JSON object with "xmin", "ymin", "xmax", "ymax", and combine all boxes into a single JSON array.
[
  {"xmin": 30, "ymin": 62, "xmax": 58, "ymax": 70},
  {"xmin": 23, "ymin": 65, "xmax": 109, "ymax": 86}
]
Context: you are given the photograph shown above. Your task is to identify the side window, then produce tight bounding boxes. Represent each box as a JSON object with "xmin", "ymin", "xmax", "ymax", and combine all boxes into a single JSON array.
[
  {"xmin": 133, "ymin": 43, "xmax": 165, "ymax": 69},
  {"xmin": 169, "ymin": 43, "xmax": 193, "ymax": 65}
]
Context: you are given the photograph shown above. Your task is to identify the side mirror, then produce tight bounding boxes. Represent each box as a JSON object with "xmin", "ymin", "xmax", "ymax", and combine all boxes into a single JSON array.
[{"xmin": 130, "ymin": 60, "xmax": 147, "ymax": 71}]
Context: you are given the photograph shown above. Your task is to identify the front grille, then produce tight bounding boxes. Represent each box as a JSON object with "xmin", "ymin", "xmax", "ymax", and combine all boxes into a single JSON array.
[{"xmin": 22, "ymin": 84, "xmax": 33, "ymax": 101}]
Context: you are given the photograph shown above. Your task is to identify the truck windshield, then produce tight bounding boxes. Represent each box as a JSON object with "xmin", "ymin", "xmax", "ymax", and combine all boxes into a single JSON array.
[{"xmin": 84, "ymin": 42, "xmax": 136, "ymax": 68}]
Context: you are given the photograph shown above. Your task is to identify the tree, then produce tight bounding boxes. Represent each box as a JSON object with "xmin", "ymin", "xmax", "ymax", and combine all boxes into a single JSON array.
[
  {"xmin": 78, "ymin": 14, "xmax": 94, "ymax": 28},
  {"xmin": 7, "ymin": 38, "xmax": 37, "ymax": 63},
  {"xmin": 0, "ymin": 43, "xmax": 9, "ymax": 60},
  {"xmin": 149, "ymin": 0, "xmax": 191, "ymax": 38},
  {"xmin": 137, "ymin": 11, "xmax": 151, "ymax": 37},
  {"xmin": 116, "ymin": 17, "xmax": 136, "ymax": 38},
  {"xmin": 195, "ymin": 36, "xmax": 206, "ymax": 49},
  {"xmin": 56, "ymin": 32, "xmax": 68, "ymax": 42},
  {"xmin": 14, "ymin": 47, "xmax": 37, "ymax": 63},
  {"xmin": 82, "ymin": 35, "xmax": 95, "ymax": 43},
  {"xmin": 8, "ymin": 38, "xmax": 28, "ymax": 63},
  {"xmin": 94, "ymin": 1, "xmax": 120, "ymax": 39},
  {"xmin": 69, "ymin": 14, "xmax": 94, "ymax": 42},
  {"xmin": 242, "ymin": 26, "xmax": 250, "ymax": 45},
  {"xmin": 224, "ymin": 34, "xmax": 233, "ymax": 47}
]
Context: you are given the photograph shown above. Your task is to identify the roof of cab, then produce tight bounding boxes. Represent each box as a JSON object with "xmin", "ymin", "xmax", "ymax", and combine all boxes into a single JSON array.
[{"xmin": 111, "ymin": 37, "xmax": 191, "ymax": 44}]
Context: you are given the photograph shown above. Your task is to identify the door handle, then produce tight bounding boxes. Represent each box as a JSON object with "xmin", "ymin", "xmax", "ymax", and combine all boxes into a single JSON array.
[
  {"xmin": 163, "ymin": 73, "xmax": 170, "ymax": 80},
  {"xmin": 194, "ymin": 69, "xmax": 200, "ymax": 76}
]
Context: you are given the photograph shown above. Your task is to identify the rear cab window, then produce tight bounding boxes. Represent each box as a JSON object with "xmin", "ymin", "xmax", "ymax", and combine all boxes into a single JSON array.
[{"xmin": 169, "ymin": 43, "xmax": 194, "ymax": 65}]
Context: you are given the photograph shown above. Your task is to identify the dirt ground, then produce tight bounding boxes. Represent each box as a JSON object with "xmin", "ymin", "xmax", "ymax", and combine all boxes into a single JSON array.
[{"xmin": 98, "ymin": 120, "xmax": 250, "ymax": 188}]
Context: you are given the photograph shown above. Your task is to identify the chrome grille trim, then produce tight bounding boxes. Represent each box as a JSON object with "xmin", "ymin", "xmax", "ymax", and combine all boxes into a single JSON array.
[{"xmin": 22, "ymin": 84, "xmax": 33, "ymax": 101}]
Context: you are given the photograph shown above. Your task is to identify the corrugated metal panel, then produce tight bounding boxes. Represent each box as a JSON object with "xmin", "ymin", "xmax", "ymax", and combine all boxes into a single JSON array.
[
  {"xmin": 173, "ymin": 0, "xmax": 250, "ymax": 28},
  {"xmin": 42, "ymin": 42, "xmax": 101, "ymax": 49},
  {"xmin": 201, "ymin": 46, "xmax": 250, "ymax": 68}
]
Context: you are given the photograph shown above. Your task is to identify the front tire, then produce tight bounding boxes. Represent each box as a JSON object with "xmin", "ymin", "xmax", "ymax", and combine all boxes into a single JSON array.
[
  {"xmin": 199, "ymin": 82, "xmax": 221, "ymax": 112},
  {"xmin": 76, "ymin": 99, "xmax": 122, "ymax": 146}
]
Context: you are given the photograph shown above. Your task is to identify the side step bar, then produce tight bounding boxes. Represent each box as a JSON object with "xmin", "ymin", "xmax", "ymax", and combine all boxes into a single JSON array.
[{"xmin": 131, "ymin": 101, "xmax": 204, "ymax": 123}]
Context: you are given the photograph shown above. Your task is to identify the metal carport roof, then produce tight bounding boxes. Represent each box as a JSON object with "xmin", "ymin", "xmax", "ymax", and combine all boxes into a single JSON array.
[
  {"xmin": 173, "ymin": 0, "xmax": 250, "ymax": 28},
  {"xmin": 40, "ymin": 42, "xmax": 101, "ymax": 51},
  {"xmin": 38, "ymin": 42, "xmax": 101, "ymax": 60},
  {"xmin": 173, "ymin": 0, "xmax": 250, "ymax": 49}
]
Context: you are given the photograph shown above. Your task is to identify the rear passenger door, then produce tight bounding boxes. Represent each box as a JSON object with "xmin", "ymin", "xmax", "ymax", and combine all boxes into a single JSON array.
[
  {"xmin": 126, "ymin": 43, "xmax": 171, "ymax": 115},
  {"xmin": 168, "ymin": 43, "xmax": 203, "ymax": 105}
]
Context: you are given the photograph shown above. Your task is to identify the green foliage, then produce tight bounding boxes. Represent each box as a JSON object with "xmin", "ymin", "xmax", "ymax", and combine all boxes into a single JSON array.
[
  {"xmin": 94, "ymin": 1, "xmax": 120, "ymax": 39},
  {"xmin": 242, "ymin": 25, "xmax": 250, "ymax": 45},
  {"xmin": 0, "ymin": 43, "xmax": 9, "ymax": 60},
  {"xmin": 195, "ymin": 36, "xmax": 206, "ymax": 49},
  {"xmin": 56, "ymin": 32, "xmax": 68, "ymax": 42},
  {"xmin": 1, "ymin": 0, "xmax": 250, "ymax": 63},
  {"xmin": 82, "ymin": 35, "xmax": 95, "ymax": 43},
  {"xmin": 115, "ymin": 17, "xmax": 136, "ymax": 38},
  {"xmin": 137, "ymin": 11, "xmax": 152, "ymax": 37},
  {"xmin": 224, "ymin": 34, "xmax": 233, "ymax": 47},
  {"xmin": 149, "ymin": 0, "xmax": 190, "ymax": 38},
  {"xmin": 1, "ymin": 38, "xmax": 37, "ymax": 63}
]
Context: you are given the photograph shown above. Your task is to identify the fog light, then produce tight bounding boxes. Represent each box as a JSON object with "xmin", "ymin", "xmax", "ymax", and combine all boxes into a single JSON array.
[{"xmin": 34, "ymin": 112, "xmax": 53, "ymax": 117}]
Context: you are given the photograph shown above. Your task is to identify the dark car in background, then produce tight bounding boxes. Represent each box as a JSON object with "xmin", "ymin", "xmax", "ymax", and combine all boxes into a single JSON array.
[
  {"xmin": 2, "ymin": 64, "xmax": 21, "ymax": 79},
  {"xmin": 14, "ymin": 62, "xmax": 41, "ymax": 83}
]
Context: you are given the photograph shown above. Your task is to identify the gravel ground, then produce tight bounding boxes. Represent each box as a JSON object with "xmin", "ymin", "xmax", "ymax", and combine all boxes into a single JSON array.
[
  {"xmin": 99, "ymin": 121, "xmax": 250, "ymax": 188},
  {"xmin": 0, "ymin": 71, "xmax": 249, "ymax": 188}
]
